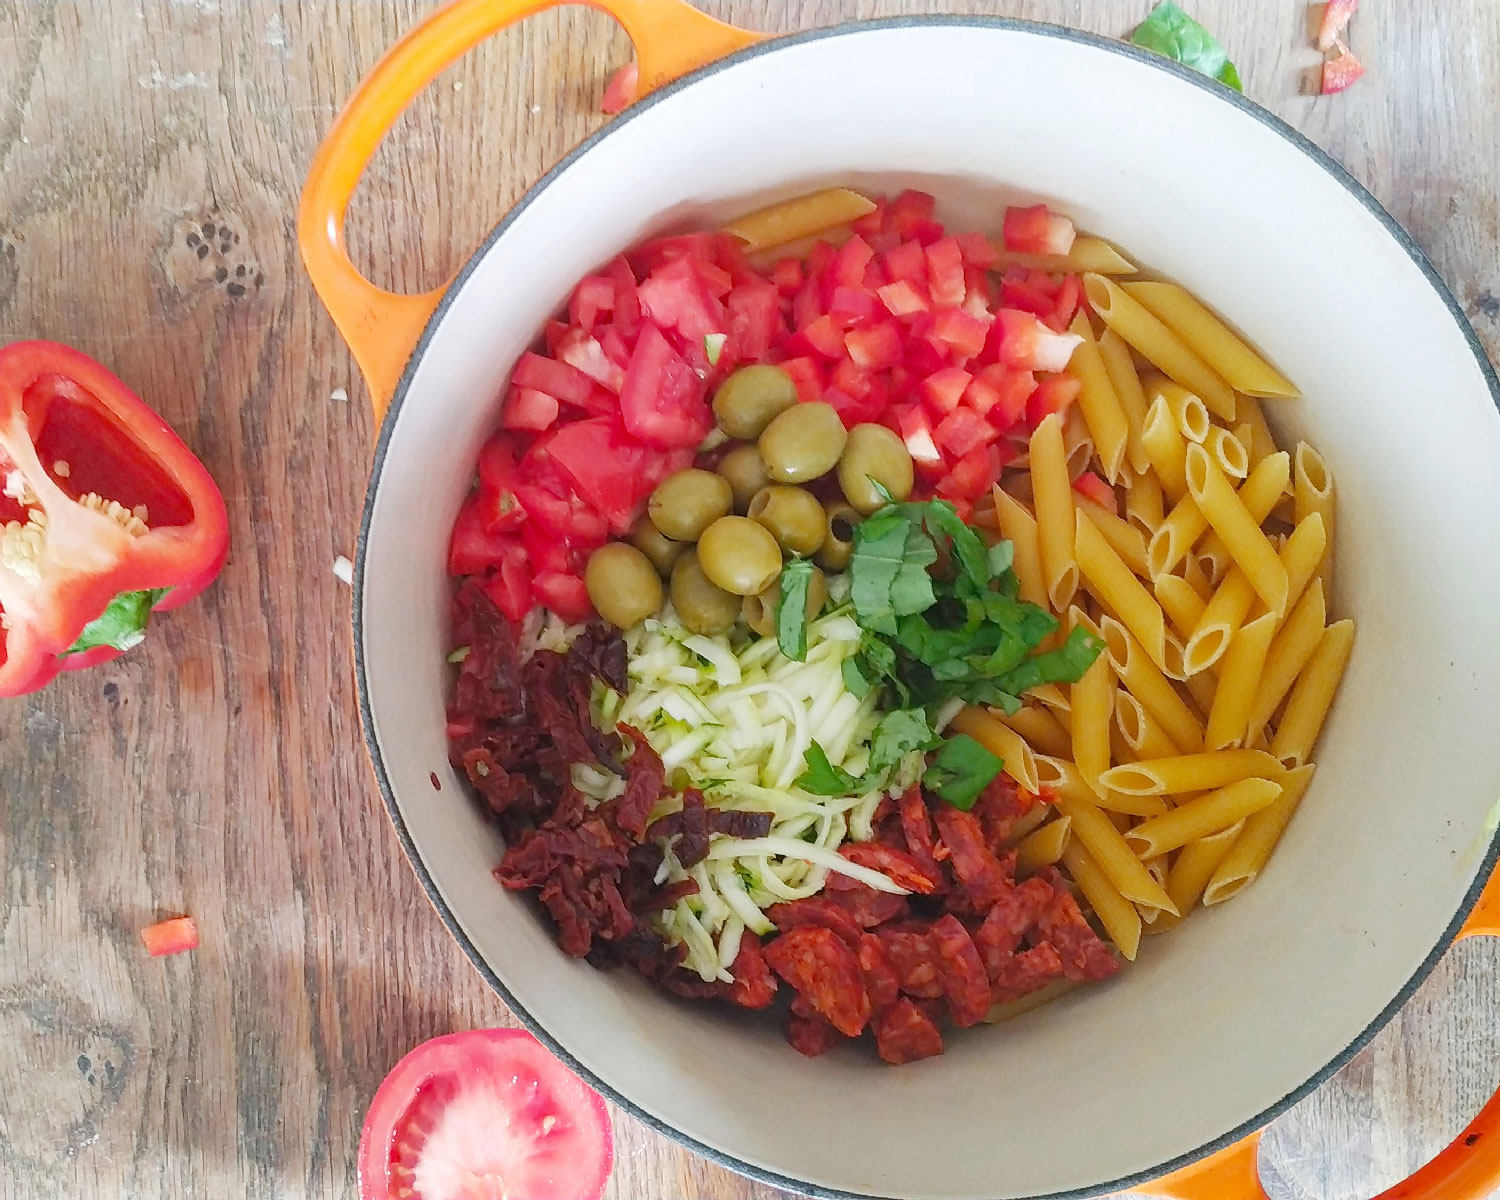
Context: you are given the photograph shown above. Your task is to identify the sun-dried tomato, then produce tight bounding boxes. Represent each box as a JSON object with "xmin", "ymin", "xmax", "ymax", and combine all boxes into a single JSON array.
[
  {"xmin": 875, "ymin": 924, "xmax": 945, "ymax": 999},
  {"xmin": 766, "ymin": 898, "xmax": 864, "ymax": 948},
  {"xmin": 785, "ymin": 1011, "xmax": 841, "ymax": 1057},
  {"xmin": 929, "ymin": 914, "xmax": 992, "ymax": 1028},
  {"xmin": 933, "ymin": 805, "xmax": 1012, "ymax": 909},
  {"xmin": 726, "ymin": 934, "xmax": 778, "ymax": 1010},
  {"xmin": 764, "ymin": 925, "xmax": 871, "ymax": 1037},
  {"xmin": 613, "ymin": 725, "xmax": 664, "ymax": 838},
  {"xmin": 857, "ymin": 933, "xmax": 901, "ymax": 1019},
  {"xmin": 841, "ymin": 842, "xmax": 942, "ymax": 894},
  {"xmin": 874, "ymin": 997, "xmax": 944, "ymax": 1065}
]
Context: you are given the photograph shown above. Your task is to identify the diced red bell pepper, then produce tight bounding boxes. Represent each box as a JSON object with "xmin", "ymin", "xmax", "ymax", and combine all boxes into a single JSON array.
[
  {"xmin": 141, "ymin": 916, "xmax": 198, "ymax": 957},
  {"xmin": 780, "ymin": 357, "xmax": 824, "ymax": 404},
  {"xmin": 1052, "ymin": 274, "xmax": 1083, "ymax": 330},
  {"xmin": 824, "ymin": 387, "xmax": 887, "ymax": 427},
  {"xmin": 532, "ymin": 571, "xmax": 593, "ymax": 623},
  {"xmin": 828, "ymin": 287, "xmax": 878, "ymax": 327},
  {"xmin": 955, "ymin": 231, "xmax": 998, "ymax": 268},
  {"xmin": 511, "ymin": 351, "xmax": 596, "ymax": 409},
  {"xmin": 919, "ymin": 367, "xmax": 973, "ymax": 415},
  {"xmin": 0, "ymin": 342, "xmax": 229, "ymax": 696},
  {"xmin": 883, "ymin": 240, "xmax": 927, "ymax": 286},
  {"xmin": 832, "ymin": 236, "xmax": 875, "ymax": 289},
  {"xmin": 968, "ymin": 365, "xmax": 1034, "ymax": 430},
  {"xmin": 1074, "ymin": 470, "xmax": 1118, "ymax": 514},
  {"xmin": 829, "ymin": 358, "xmax": 872, "ymax": 400},
  {"xmin": 637, "ymin": 256, "xmax": 727, "ymax": 341},
  {"xmin": 897, "ymin": 405, "xmax": 943, "ymax": 468},
  {"xmin": 937, "ymin": 444, "xmax": 1004, "ymax": 503},
  {"xmin": 617, "ymin": 323, "xmax": 712, "ymax": 448},
  {"xmin": 1002, "ymin": 204, "xmax": 1077, "ymax": 256},
  {"xmin": 1320, "ymin": 45, "xmax": 1365, "ymax": 94},
  {"xmin": 934, "ymin": 406, "xmax": 998, "ymax": 458},
  {"xmin": 877, "ymin": 280, "xmax": 930, "ymax": 318},
  {"xmin": 600, "ymin": 61, "xmax": 638, "ymax": 114},
  {"xmin": 502, "ymin": 387, "xmax": 560, "ymax": 432},
  {"xmin": 481, "ymin": 543, "xmax": 532, "ymax": 620},
  {"xmin": 845, "ymin": 322, "xmax": 903, "ymax": 371},
  {"xmin": 925, "ymin": 237, "xmax": 966, "ymax": 307},
  {"xmin": 790, "ymin": 314, "xmax": 847, "ymax": 360},
  {"xmin": 1316, "ymin": 0, "xmax": 1358, "ymax": 51},
  {"xmin": 791, "ymin": 277, "xmax": 823, "ymax": 333},
  {"xmin": 994, "ymin": 309, "xmax": 1083, "ymax": 373},
  {"xmin": 929, "ymin": 308, "xmax": 991, "ymax": 362},
  {"xmin": 1026, "ymin": 374, "xmax": 1083, "ymax": 425},
  {"xmin": 961, "ymin": 265, "xmax": 993, "ymax": 319},
  {"xmin": 568, "ymin": 275, "xmax": 615, "ymax": 331}
]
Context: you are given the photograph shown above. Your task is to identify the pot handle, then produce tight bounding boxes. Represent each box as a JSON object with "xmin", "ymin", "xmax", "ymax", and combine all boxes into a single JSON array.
[
  {"xmin": 1138, "ymin": 863, "xmax": 1500, "ymax": 1200},
  {"xmin": 296, "ymin": 0, "xmax": 762, "ymax": 422}
]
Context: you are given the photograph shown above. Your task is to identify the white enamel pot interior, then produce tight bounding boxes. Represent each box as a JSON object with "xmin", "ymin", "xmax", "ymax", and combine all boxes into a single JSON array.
[{"xmin": 353, "ymin": 17, "xmax": 1500, "ymax": 1200}]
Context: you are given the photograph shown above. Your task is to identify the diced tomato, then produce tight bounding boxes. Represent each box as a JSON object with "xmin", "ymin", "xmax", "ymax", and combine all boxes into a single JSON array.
[
  {"xmin": 924, "ymin": 237, "xmax": 966, "ymax": 307},
  {"xmin": 851, "ymin": 198, "xmax": 886, "ymax": 237},
  {"xmin": 938, "ymin": 444, "xmax": 1003, "ymax": 502},
  {"xmin": 542, "ymin": 319, "xmax": 570, "ymax": 355},
  {"xmin": 480, "ymin": 544, "xmax": 532, "ymax": 620},
  {"xmin": 877, "ymin": 279, "xmax": 930, "ymax": 318},
  {"xmin": 1321, "ymin": 45, "xmax": 1365, "ymax": 93},
  {"xmin": 845, "ymin": 322, "xmax": 903, "ymax": 370},
  {"xmin": 544, "ymin": 417, "xmax": 664, "ymax": 534},
  {"xmin": 141, "ymin": 916, "xmax": 198, "ymax": 957},
  {"xmin": 806, "ymin": 240, "xmax": 836, "ymax": 291},
  {"xmin": 618, "ymin": 322, "xmax": 711, "ymax": 448},
  {"xmin": 637, "ymin": 256, "xmax": 726, "ymax": 341},
  {"xmin": 968, "ymin": 365, "xmax": 1034, "ymax": 430},
  {"xmin": 502, "ymin": 387, "xmax": 560, "ymax": 432},
  {"xmin": 1002, "ymin": 204, "xmax": 1077, "ymax": 256},
  {"xmin": 726, "ymin": 280, "xmax": 781, "ymax": 361},
  {"xmin": 929, "ymin": 307, "xmax": 990, "ymax": 362},
  {"xmin": 830, "ymin": 357, "xmax": 872, "ymax": 400},
  {"xmin": 790, "ymin": 314, "xmax": 847, "ymax": 360},
  {"xmin": 627, "ymin": 232, "xmax": 719, "ymax": 277},
  {"xmin": 780, "ymin": 356, "xmax": 824, "ymax": 403},
  {"xmin": 1026, "ymin": 373, "xmax": 1083, "ymax": 424},
  {"xmin": 601, "ymin": 61, "xmax": 638, "ymax": 114},
  {"xmin": 955, "ymin": 230, "xmax": 998, "ymax": 267},
  {"xmin": 897, "ymin": 405, "xmax": 943, "ymax": 467},
  {"xmin": 771, "ymin": 257, "xmax": 803, "ymax": 295},
  {"xmin": 824, "ymin": 386, "xmax": 887, "ymax": 427},
  {"xmin": 475, "ymin": 480, "xmax": 525, "ymax": 534},
  {"xmin": 832, "ymin": 235, "xmax": 875, "ymax": 289},
  {"xmin": 693, "ymin": 258, "xmax": 734, "ymax": 299},
  {"xmin": 995, "ymin": 309, "xmax": 1083, "ymax": 372},
  {"xmin": 605, "ymin": 255, "xmax": 641, "ymax": 336},
  {"xmin": 511, "ymin": 351, "xmax": 595, "ymax": 408},
  {"xmin": 599, "ymin": 325, "xmax": 631, "ymax": 370},
  {"xmin": 883, "ymin": 240, "xmax": 927, "ymax": 286},
  {"xmin": 450, "ymin": 494, "xmax": 521, "ymax": 575},
  {"xmin": 919, "ymin": 367, "xmax": 972, "ymax": 415},
  {"xmin": 934, "ymin": 406, "xmax": 997, "ymax": 458},
  {"xmin": 568, "ymin": 275, "xmax": 615, "ymax": 331},
  {"xmin": 713, "ymin": 232, "xmax": 759, "ymax": 286},
  {"xmin": 1074, "ymin": 470, "xmax": 1118, "ymax": 513},
  {"xmin": 889, "ymin": 190, "xmax": 942, "ymax": 243},
  {"xmin": 555, "ymin": 329, "xmax": 625, "ymax": 393},
  {"xmin": 828, "ymin": 286, "xmax": 877, "ymax": 327},
  {"xmin": 1317, "ymin": 0, "xmax": 1358, "ymax": 51},
  {"xmin": 533, "ymin": 572, "xmax": 593, "ymax": 623}
]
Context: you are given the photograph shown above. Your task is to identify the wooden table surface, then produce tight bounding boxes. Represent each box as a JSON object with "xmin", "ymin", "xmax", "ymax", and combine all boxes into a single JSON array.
[{"xmin": 1, "ymin": 2, "xmax": 1497, "ymax": 1198}]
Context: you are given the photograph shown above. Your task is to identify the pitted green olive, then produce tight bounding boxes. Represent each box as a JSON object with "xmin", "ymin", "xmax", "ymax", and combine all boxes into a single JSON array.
[
  {"xmin": 712, "ymin": 364, "xmax": 799, "ymax": 439},
  {"xmin": 628, "ymin": 516, "xmax": 685, "ymax": 577},
  {"xmin": 584, "ymin": 543, "xmax": 664, "ymax": 630},
  {"xmin": 648, "ymin": 469, "xmax": 733, "ymax": 542},
  {"xmin": 838, "ymin": 423, "xmax": 915, "ymax": 514},
  {"xmin": 757, "ymin": 402, "xmax": 848, "ymax": 483},
  {"xmin": 742, "ymin": 567, "xmax": 828, "ymax": 638},
  {"xmin": 815, "ymin": 501, "xmax": 861, "ymax": 572},
  {"xmin": 746, "ymin": 485, "xmax": 825, "ymax": 557},
  {"xmin": 716, "ymin": 444, "xmax": 771, "ymax": 512},
  {"xmin": 696, "ymin": 516, "xmax": 783, "ymax": 596},
  {"xmin": 669, "ymin": 550, "xmax": 740, "ymax": 636}
]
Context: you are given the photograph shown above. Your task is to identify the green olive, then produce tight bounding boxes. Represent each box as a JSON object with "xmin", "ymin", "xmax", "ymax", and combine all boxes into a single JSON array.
[
  {"xmin": 716, "ymin": 445, "xmax": 770, "ymax": 513},
  {"xmin": 628, "ymin": 516, "xmax": 685, "ymax": 578},
  {"xmin": 815, "ymin": 501, "xmax": 861, "ymax": 572},
  {"xmin": 757, "ymin": 402, "xmax": 848, "ymax": 484},
  {"xmin": 838, "ymin": 423, "xmax": 915, "ymax": 514},
  {"xmin": 746, "ymin": 485, "xmax": 826, "ymax": 557},
  {"xmin": 696, "ymin": 515, "xmax": 783, "ymax": 596},
  {"xmin": 743, "ymin": 567, "xmax": 828, "ymax": 638},
  {"xmin": 584, "ymin": 543, "xmax": 664, "ymax": 630},
  {"xmin": 712, "ymin": 364, "xmax": 799, "ymax": 439},
  {"xmin": 669, "ymin": 550, "xmax": 741, "ymax": 636},
  {"xmin": 648, "ymin": 469, "xmax": 733, "ymax": 542}
]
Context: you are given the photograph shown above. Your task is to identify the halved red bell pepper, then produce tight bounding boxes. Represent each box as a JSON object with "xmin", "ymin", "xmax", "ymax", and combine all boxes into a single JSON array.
[{"xmin": 0, "ymin": 341, "xmax": 228, "ymax": 696}]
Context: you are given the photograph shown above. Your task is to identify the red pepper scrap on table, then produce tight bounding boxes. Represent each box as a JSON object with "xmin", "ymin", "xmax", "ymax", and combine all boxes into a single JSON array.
[{"xmin": 0, "ymin": 341, "xmax": 228, "ymax": 696}]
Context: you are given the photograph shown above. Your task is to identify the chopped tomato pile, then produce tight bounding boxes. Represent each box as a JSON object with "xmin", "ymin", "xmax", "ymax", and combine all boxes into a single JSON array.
[{"xmin": 449, "ymin": 192, "xmax": 1088, "ymax": 623}]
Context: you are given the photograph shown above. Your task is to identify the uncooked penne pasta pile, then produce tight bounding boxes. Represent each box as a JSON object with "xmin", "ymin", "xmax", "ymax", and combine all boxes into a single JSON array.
[{"xmin": 971, "ymin": 250, "xmax": 1354, "ymax": 962}]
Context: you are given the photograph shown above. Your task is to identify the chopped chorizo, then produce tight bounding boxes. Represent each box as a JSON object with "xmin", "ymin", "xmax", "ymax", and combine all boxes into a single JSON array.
[
  {"xmin": 786, "ymin": 1011, "xmax": 841, "ymax": 1057},
  {"xmin": 857, "ymin": 933, "xmax": 901, "ymax": 1019},
  {"xmin": 766, "ymin": 897, "xmax": 864, "ymax": 948},
  {"xmin": 990, "ymin": 943, "xmax": 1065, "ymax": 1003},
  {"xmin": 898, "ymin": 786, "xmax": 943, "ymax": 876},
  {"xmin": 972, "ymin": 876, "xmax": 1055, "ymax": 977},
  {"xmin": 874, "ymin": 998, "xmax": 945, "ymax": 1065},
  {"xmin": 824, "ymin": 874, "xmax": 910, "ymax": 927},
  {"xmin": 726, "ymin": 934, "xmax": 778, "ymax": 1010},
  {"xmin": 875, "ymin": 925, "xmax": 945, "ymax": 999},
  {"xmin": 929, "ymin": 914, "xmax": 991, "ymax": 1028},
  {"xmin": 841, "ymin": 842, "xmax": 942, "ymax": 894},
  {"xmin": 764, "ymin": 925, "xmax": 871, "ymax": 1037},
  {"xmin": 933, "ymin": 805, "xmax": 1012, "ymax": 910},
  {"xmin": 1035, "ymin": 871, "xmax": 1123, "ymax": 982}
]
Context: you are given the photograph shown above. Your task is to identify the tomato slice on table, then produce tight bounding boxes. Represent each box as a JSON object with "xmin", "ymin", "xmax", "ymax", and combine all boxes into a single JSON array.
[{"xmin": 358, "ymin": 1029, "xmax": 612, "ymax": 1200}]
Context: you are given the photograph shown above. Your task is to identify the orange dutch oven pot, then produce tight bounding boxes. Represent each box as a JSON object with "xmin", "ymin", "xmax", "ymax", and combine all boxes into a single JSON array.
[{"xmin": 298, "ymin": 2, "xmax": 1500, "ymax": 1197}]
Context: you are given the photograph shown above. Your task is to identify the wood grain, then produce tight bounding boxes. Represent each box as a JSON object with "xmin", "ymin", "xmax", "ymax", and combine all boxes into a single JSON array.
[{"xmin": 0, "ymin": 3, "xmax": 1496, "ymax": 1199}]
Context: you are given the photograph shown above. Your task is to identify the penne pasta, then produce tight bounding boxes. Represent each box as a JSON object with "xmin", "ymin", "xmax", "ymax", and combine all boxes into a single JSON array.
[
  {"xmin": 1029, "ymin": 682, "xmax": 1071, "ymax": 715},
  {"xmin": 1195, "ymin": 450, "xmax": 1291, "ymax": 586},
  {"xmin": 1159, "ymin": 630, "xmax": 1190, "ymax": 681},
  {"xmin": 1099, "ymin": 749, "xmax": 1282, "ymax": 795},
  {"xmin": 1083, "ymin": 275, "xmax": 1237, "ymax": 421},
  {"xmin": 1075, "ymin": 511, "xmax": 1170, "ymax": 673},
  {"xmin": 1278, "ymin": 513, "xmax": 1328, "ymax": 618},
  {"xmin": 1100, "ymin": 616, "xmax": 1205, "ymax": 753},
  {"xmin": 1204, "ymin": 612, "xmax": 1278, "ymax": 750},
  {"xmin": 999, "ymin": 703, "xmax": 1073, "ymax": 759},
  {"xmin": 1097, "ymin": 329, "xmax": 1152, "ymax": 474},
  {"xmin": 1269, "ymin": 620, "xmax": 1355, "ymax": 767},
  {"xmin": 1184, "ymin": 444, "xmax": 1289, "ymax": 616},
  {"xmin": 1114, "ymin": 689, "xmax": 1185, "ymax": 758},
  {"xmin": 1206, "ymin": 427, "xmax": 1249, "ymax": 479},
  {"xmin": 1030, "ymin": 413, "xmax": 1078, "ymax": 610},
  {"xmin": 949, "ymin": 705, "xmax": 1040, "ymax": 793},
  {"xmin": 1154, "ymin": 573, "xmax": 1208, "ymax": 640},
  {"xmin": 1244, "ymin": 579, "xmax": 1327, "ymax": 748},
  {"xmin": 992, "ymin": 485, "xmax": 1047, "ymax": 611},
  {"xmin": 745, "ymin": 228, "xmax": 852, "ymax": 269},
  {"xmin": 1077, "ymin": 497, "xmax": 1150, "ymax": 577},
  {"xmin": 722, "ymin": 187, "xmax": 876, "ymax": 250},
  {"xmin": 1051, "ymin": 789, "xmax": 1178, "ymax": 915},
  {"xmin": 1182, "ymin": 666, "xmax": 1218, "ymax": 718},
  {"xmin": 1068, "ymin": 313, "xmax": 1131, "ymax": 483},
  {"xmin": 1184, "ymin": 568, "xmax": 1256, "ymax": 675},
  {"xmin": 1016, "ymin": 816, "xmax": 1073, "ymax": 873},
  {"xmin": 1124, "ymin": 777, "xmax": 1283, "ymax": 856},
  {"xmin": 1147, "ymin": 495, "xmax": 1207, "ymax": 578},
  {"xmin": 1148, "ymin": 820, "xmax": 1246, "ymax": 932},
  {"xmin": 1122, "ymin": 280, "xmax": 1299, "ymax": 399},
  {"xmin": 1061, "ymin": 840, "xmax": 1144, "ymax": 960},
  {"xmin": 1033, "ymin": 755, "xmax": 1169, "ymax": 816},
  {"xmin": 1067, "ymin": 610, "xmax": 1113, "ymax": 796},
  {"xmin": 1234, "ymin": 395, "xmax": 1280, "ymax": 468},
  {"xmin": 992, "ymin": 235, "xmax": 1136, "ymax": 276},
  {"xmin": 1293, "ymin": 442, "xmax": 1335, "ymax": 586},
  {"xmin": 1140, "ymin": 394, "xmax": 1190, "ymax": 503},
  {"xmin": 1203, "ymin": 764, "xmax": 1316, "ymax": 905},
  {"xmin": 1148, "ymin": 377, "xmax": 1211, "ymax": 443},
  {"xmin": 1124, "ymin": 465, "xmax": 1165, "ymax": 536}
]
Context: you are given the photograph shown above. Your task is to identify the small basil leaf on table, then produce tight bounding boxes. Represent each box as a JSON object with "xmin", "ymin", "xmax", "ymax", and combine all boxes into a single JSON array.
[{"xmin": 1129, "ymin": 1, "xmax": 1243, "ymax": 92}]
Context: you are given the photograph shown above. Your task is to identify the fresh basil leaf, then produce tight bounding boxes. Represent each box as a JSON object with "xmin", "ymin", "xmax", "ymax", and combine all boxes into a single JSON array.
[
  {"xmin": 775, "ymin": 559, "xmax": 813, "ymax": 662},
  {"xmin": 923, "ymin": 734, "xmax": 1003, "ymax": 810},
  {"xmin": 1129, "ymin": 0, "xmax": 1243, "ymax": 92},
  {"xmin": 890, "ymin": 560, "xmax": 936, "ymax": 616},
  {"xmin": 923, "ymin": 501, "xmax": 989, "ymax": 586},
  {"xmin": 63, "ymin": 588, "xmax": 169, "ymax": 656},
  {"xmin": 992, "ymin": 626, "xmax": 1105, "ymax": 694},
  {"xmin": 796, "ymin": 741, "xmax": 865, "ymax": 796},
  {"xmin": 849, "ymin": 514, "xmax": 913, "ymax": 634}
]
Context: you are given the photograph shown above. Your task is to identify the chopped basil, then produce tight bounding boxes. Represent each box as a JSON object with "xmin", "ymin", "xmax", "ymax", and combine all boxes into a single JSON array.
[
  {"xmin": 1130, "ymin": 1, "xmax": 1243, "ymax": 91},
  {"xmin": 795, "ymin": 741, "xmax": 865, "ymax": 796},
  {"xmin": 923, "ymin": 733, "xmax": 1003, "ymax": 810},
  {"xmin": 775, "ymin": 559, "xmax": 813, "ymax": 662}
]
